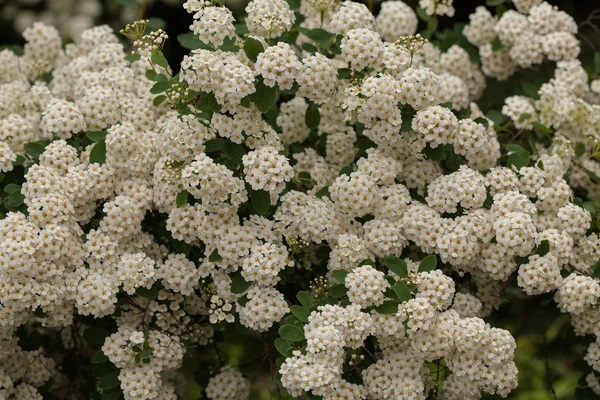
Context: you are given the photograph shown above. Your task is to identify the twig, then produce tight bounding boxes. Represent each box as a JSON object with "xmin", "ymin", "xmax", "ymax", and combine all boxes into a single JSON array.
[
  {"xmin": 262, "ymin": 334, "xmax": 283, "ymax": 399},
  {"xmin": 138, "ymin": 0, "xmax": 150, "ymax": 20},
  {"xmin": 543, "ymin": 333, "xmax": 558, "ymax": 400}
]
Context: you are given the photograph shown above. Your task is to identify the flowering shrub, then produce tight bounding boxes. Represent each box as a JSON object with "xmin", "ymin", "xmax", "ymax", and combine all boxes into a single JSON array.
[{"xmin": 0, "ymin": 0, "xmax": 600, "ymax": 399}]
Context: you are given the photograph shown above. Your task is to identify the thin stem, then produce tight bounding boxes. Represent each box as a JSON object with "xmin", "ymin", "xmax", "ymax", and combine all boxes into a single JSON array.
[
  {"xmin": 543, "ymin": 333, "xmax": 558, "ymax": 400},
  {"xmin": 138, "ymin": 0, "xmax": 150, "ymax": 20}
]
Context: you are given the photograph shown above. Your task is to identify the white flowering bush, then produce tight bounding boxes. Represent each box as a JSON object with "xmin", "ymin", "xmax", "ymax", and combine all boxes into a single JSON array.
[{"xmin": 1, "ymin": 0, "xmax": 600, "ymax": 399}]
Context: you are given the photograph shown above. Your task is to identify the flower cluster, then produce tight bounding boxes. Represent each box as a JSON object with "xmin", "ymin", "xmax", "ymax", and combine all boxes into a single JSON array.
[{"xmin": 0, "ymin": 0, "xmax": 599, "ymax": 399}]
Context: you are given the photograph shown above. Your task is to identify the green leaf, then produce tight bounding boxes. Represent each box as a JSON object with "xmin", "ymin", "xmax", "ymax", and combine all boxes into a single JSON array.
[
  {"xmin": 92, "ymin": 351, "xmax": 109, "ymax": 364},
  {"xmin": 206, "ymin": 92, "xmax": 222, "ymax": 113},
  {"xmin": 243, "ymin": 37, "xmax": 264, "ymax": 63},
  {"xmin": 575, "ymin": 142, "xmax": 586, "ymax": 157},
  {"xmin": 274, "ymin": 338, "xmax": 293, "ymax": 357},
  {"xmin": 536, "ymin": 239, "xmax": 551, "ymax": 257},
  {"xmin": 301, "ymin": 42, "xmax": 318, "ymax": 53},
  {"xmin": 24, "ymin": 141, "xmax": 50, "ymax": 158},
  {"xmin": 124, "ymin": 53, "xmax": 140, "ymax": 62},
  {"xmin": 250, "ymin": 189, "xmax": 270, "ymax": 215},
  {"xmin": 252, "ymin": 78, "xmax": 278, "ymax": 113},
  {"xmin": 296, "ymin": 292, "xmax": 313, "ymax": 309},
  {"xmin": 176, "ymin": 191, "xmax": 188, "ymax": 208},
  {"xmin": 278, "ymin": 324, "xmax": 305, "ymax": 342},
  {"xmin": 337, "ymin": 68, "xmax": 352, "ymax": 80},
  {"xmin": 150, "ymin": 52, "xmax": 169, "ymax": 69},
  {"xmin": 172, "ymin": 239, "xmax": 191, "ymax": 256},
  {"xmin": 423, "ymin": 144, "xmax": 446, "ymax": 162},
  {"xmin": 3, "ymin": 183, "xmax": 20, "ymax": 194},
  {"xmin": 0, "ymin": 44, "xmax": 24, "ymax": 56},
  {"xmin": 506, "ymin": 143, "xmax": 526, "ymax": 153},
  {"xmin": 147, "ymin": 66, "xmax": 166, "ymax": 79},
  {"xmin": 92, "ymin": 362, "xmax": 116, "ymax": 378},
  {"xmin": 84, "ymin": 327, "xmax": 110, "ymax": 345},
  {"xmin": 592, "ymin": 260, "xmax": 600, "ymax": 279},
  {"xmin": 153, "ymin": 95, "xmax": 167, "ymax": 106},
  {"xmin": 290, "ymin": 305, "xmax": 310, "ymax": 323},
  {"xmin": 223, "ymin": 141, "xmax": 246, "ymax": 165},
  {"xmin": 375, "ymin": 300, "xmax": 400, "ymax": 315},
  {"xmin": 444, "ymin": 147, "xmax": 463, "ymax": 172},
  {"xmin": 486, "ymin": 110, "xmax": 508, "ymax": 126},
  {"xmin": 358, "ymin": 259, "xmax": 376, "ymax": 267},
  {"xmin": 178, "ymin": 33, "xmax": 212, "ymax": 50},
  {"xmin": 204, "ymin": 138, "xmax": 225, "ymax": 152},
  {"xmin": 4, "ymin": 191, "xmax": 25, "ymax": 210},
  {"xmin": 231, "ymin": 272, "xmax": 252, "ymax": 294},
  {"xmin": 208, "ymin": 249, "xmax": 222, "ymax": 262},
  {"xmin": 32, "ymin": 307, "xmax": 48, "ymax": 318},
  {"xmin": 393, "ymin": 281, "xmax": 412, "ymax": 302},
  {"xmin": 305, "ymin": 103, "xmax": 321, "ymax": 129},
  {"xmin": 329, "ymin": 284, "xmax": 347, "ymax": 298},
  {"xmin": 101, "ymin": 388, "xmax": 123, "ymax": 400},
  {"xmin": 385, "ymin": 256, "xmax": 408, "ymax": 278},
  {"xmin": 474, "ymin": 117, "xmax": 489, "ymax": 129},
  {"xmin": 522, "ymin": 82, "xmax": 540, "ymax": 99},
  {"xmin": 338, "ymin": 166, "xmax": 353, "ymax": 176},
  {"xmin": 400, "ymin": 107, "xmax": 415, "ymax": 132},
  {"xmin": 297, "ymin": 171, "xmax": 312, "ymax": 182},
  {"xmin": 86, "ymin": 131, "xmax": 108, "ymax": 142},
  {"xmin": 486, "ymin": 0, "xmax": 507, "ymax": 5},
  {"xmin": 532, "ymin": 121, "xmax": 552, "ymax": 134},
  {"xmin": 286, "ymin": 0, "xmax": 301, "ymax": 8},
  {"xmin": 491, "ymin": 37, "xmax": 504, "ymax": 51},
  {"xmin": 518, "ymin": 113, "xmax": 532, "ymax": 122},
  {"xmin": 355, "ymin": 136, "xmax": 376, "ymax": 150},
  {"xmin": 418, "ymin": 255, "xmax": 437, "ymax": 273},
  {"xmin": 150, "ymin": 81, "xmax": 171, "ymax": 94},
  {"xmin": 220, "ymin": 36, "xmax": 239, "ymax": 52},
  {"xmin": 90, "ymin": 139, "xmax": 107, "ymax": 164},
  {"xmin": 595, "ymin": 52, "xmax": 600, "ymax": 75},
  {"xmin": 315, "ymin": 186, "xmax": 330, "ymax": 198},
  {"xmin": 98, "ymin": 370, "xmax": 120, "ymax": 390},
  {"xmin": 507, "ymin": 151, "xmax": 530, "ymax": 169},
  {"xmin": 237, "ymin": 295, "xmax": 250, "ymax": 306},
  {"xmin": 136, "ymin": 286, "xmax": 159, "ymax": 300},
  {"xmin": 299, "ymin": 28, "xmax": 336, "ymax": 49},
  {"xmin": 332, "ymin": 269, "xmax": 349, "ymax": 283}
]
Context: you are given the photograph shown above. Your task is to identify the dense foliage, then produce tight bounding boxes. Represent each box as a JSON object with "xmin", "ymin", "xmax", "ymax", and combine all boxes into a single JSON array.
[{"xmin": 1, "ymin": 0, "xmax": 600, "ymax": 399}]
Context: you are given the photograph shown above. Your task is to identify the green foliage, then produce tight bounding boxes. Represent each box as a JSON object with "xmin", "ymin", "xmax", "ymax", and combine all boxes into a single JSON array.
[
  {"xmin": 208, "ymin": 249, "xmax": 223, "ymax": 262},
  {"xmin": 132, "ymin": 340, "xmax": 154, "ymax": 364},
  {"xmin": 89, "ymin": 139, "xmax": 107, "ymax": 164},
  {"xmin": 374, "ymin": 300, "xmax": 400, "ymax": 315},
  {"xmin": 385, "ymin": 256, "xmax": 408, "ymax": 278},
  {"xmin": 252, "ymin": 78, "xmax": 278, "ymax": 112},
  {"xmin": 230, "ymin": 272, "xmax": 252, "ymax": 294},
  {"xmin": 249, "ymin": 189, "xmax": 270, "ymax": 215},
  {"xmin": 175, "ymin": 191, "xmax": 189, "ymax": 207},
  {"xmin": 243, "ymin": 37, "xmax": 265, "ymax": 62},
  {"xmin": 418, "ymin": 255, "xmax": 437, "ymax": 273},
  {"xmin": 305, "ymin": 103, "xmax": 321, "ymax": 129},
  {"xmin": 278, "ymin": 324, "xmax": 304, "ymax": 342}
]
